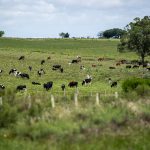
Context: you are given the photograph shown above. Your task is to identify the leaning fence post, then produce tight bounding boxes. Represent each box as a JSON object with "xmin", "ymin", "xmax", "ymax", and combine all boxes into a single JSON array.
[
  {"xmin": 74, "ymin": 93, "xmax": 78, "ymax": 107},
  {"xmin": 115, "ymin": 92, "xmax": 119, "ymax": 99},
  {"xmin": 51, "ymin": 94, "xmax": 55, "ymax": 108},
  {"xmin": 63, "ymin": 89, "xmax": 66, "ymax": 97},
  {"xmin": 28, "ymin": 94, "xmax": 32, "ymax": 109},
  {"xmin": 96, "ymin": 93, "xmax": 100, "ymax": 106},
  {"xmin": 0, "ymin": 97, "xmax": 3, "ymax": 106}
]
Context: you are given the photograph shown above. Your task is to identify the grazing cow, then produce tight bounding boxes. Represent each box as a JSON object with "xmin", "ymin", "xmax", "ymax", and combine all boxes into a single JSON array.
[
  {"xmin": 19, "ymin": 56, "xmax": 25, "ymax": 60},
  {"xmin": 43, "ymin": 81, "xmax": 53, "ymax": 91},
  {"xmin": 132, "ymin": 65, "xmax": 139, "ymax": 68},
  {"xmin": 71, "ymin": 59, "xmax": 78, "ymax": 63},
  {"xmin": 98, "ymin": 58, "xmax": 104, "ymax": 61},
  {"xmin": 53, "ymin": 65, "xmax": 61, "ymax": 70},
  {"xmin": 47, "ymin": 56, "xmax": 51, "ymax": 60},
  {"xmin": 20, "ymin": 73, "xmax": 30, "ymax": 79},
  {"xmin": 120, "ymin": 59, "xmax": 127, "ymax": 64},
  {"xmin": 37, "ymin": 69, "xmax": 45, "ymax": 76},
  {"xmin": 68, "ymin": 81, "xmax": 78, "ymax": 88},
  {"xmin": 80, "ymin": 65, "xmax": 85, "ymax": 70},
  {"xmin": 111, "ymin": 81, "xmax": 117, "ymax": 88},
  {"xmin": 60, "ymin": 68, "xmax": 63, "ymax": 73},
  {"xmin": 16, "ymin": 85, "xmax": 26, "ymax": 91},
  {"xmin": 109, "ymin": 67, "xmax": 116, "ymax": 69},
  {"xmin": 77, "ymin": 56, "xmax": 81, "ymax": 62},
  {"xmin": 41, "ymin": 60, "xmax": 45, "ymax": 65},
  {"xmin": 126, "ymin": 65, "xmax": 132, "ymax": 68},
  {"xmin": 146, "ymin": 67, "xmax": 150, "ymax": 71},
  {"xmin": 9, "ymin": 68, "xmax": 17, "ymax": 75},
  {"xmin": 61, "ymin": 84, "xmax": 65, "ymax": 91},
  {"xmin": 92, "ymin": 64, "xmax": 96, "ymax": 67},
  {"xmin": 116, "ymin": 62, "xmax": 121, "ymax": 66},
  {"xmin": 0, "ymin": 84, "xmax": 5, "ymax": 90},
  {"xmin": 32, "ymin": 82, "xmax": 41, "ymax": 85},
  {"xmin": 82, "ymin": 78, "xmax": 92, "ymax": 86},
  {"xmin": 29, "ymin": 66, "xmax": 32, "ymax": 71}
]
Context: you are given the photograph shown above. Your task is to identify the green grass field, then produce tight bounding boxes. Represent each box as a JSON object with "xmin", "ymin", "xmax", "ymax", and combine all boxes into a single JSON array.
[{"xmin": 0, "ymin": 38, "xmax": 150, "ymax": 150}]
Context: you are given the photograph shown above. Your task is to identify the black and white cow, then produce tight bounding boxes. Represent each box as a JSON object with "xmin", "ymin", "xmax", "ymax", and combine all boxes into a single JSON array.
[
  {"xmin": 82, "ymin": 78, "xmax": 92, "ymax": 86},
  {"xmin": 43, "ymin": 81, "xmax": 53, "ymax": 90},
  {"xmin": 37, "ymin": 69, "xmax": 45, "ymax": 76},
  {"xmin": 16, "ymin": 85, "xmax": 26, "ymax": 91},
  {"xmin": 0, "ymin": 84, "xmax": 5, "ymax": 90},
  {"xmin": 68, "ymin": 81, "xmax": 78, "ymax": 88},
  {"xmin": 19, "ymin": 73, "xmax": 29, "ymax": 79}
]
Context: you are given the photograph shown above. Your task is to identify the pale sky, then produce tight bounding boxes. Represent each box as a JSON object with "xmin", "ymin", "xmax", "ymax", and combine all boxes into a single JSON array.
[{"xmin": 0, "ymin": 0, "xmax": 150, "ymax": 38}]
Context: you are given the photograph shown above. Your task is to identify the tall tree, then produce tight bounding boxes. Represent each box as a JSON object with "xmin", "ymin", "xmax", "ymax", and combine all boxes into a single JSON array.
[
  {"xmin": 118, "ymin": 16, "xmax": 150, "ymax": 65},
  {"xmin": 98, "ymin": 28, "xmax": 125, "ymax": 38},
  {"xmin": 0, "ymin": 31, "xmax": 5, "ymax": 37},
  {"xmin": 59, "ymin": 32, "xmax": 70, "ymax": 38}
]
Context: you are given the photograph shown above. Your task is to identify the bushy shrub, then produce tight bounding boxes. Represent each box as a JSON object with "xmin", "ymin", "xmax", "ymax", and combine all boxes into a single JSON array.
[
  {"xmin": 122, "ymin": 78, "xmax": 150, "ymax": 96},
  {"xmin": 0, "ymin": 104, "xmax": 17, "ymax": 128}
]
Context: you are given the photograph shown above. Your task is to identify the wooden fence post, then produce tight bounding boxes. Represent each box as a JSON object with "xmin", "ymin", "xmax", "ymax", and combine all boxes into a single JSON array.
[
  {"xmin": 74, "ymin": 93, "xmax": 78, "ymax": 107},
  {"xmin": 63, "ymin": 89, "xmax": 66, "ymax": 97},
  {"xmin": 51, "ymin": 94, "xmax": 55, "ymax": 108},
  {"xmin": 96, "ymin": 93, "xmax": 100, "ymax": 106},
  {"xmin": 115, "ymin": 92, "xmax": 119, "ymax": 99},
  {"xmin": 28, "ymin": 94, "xmax": 31, "ymax": 109},
  {"xmin": 0, "ymin": 97, "xmax": 3, "ymax": 106}
]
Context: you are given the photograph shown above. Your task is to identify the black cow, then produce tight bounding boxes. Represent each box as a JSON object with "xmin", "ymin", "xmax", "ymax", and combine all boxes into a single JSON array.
[
  {"xmin": 16, "ymin": 85, "xmax": 26, "ymax": 91},
  {"xmin": 0, "ymin": 84, "xmax": 5, "ymax": 90},
  {"xmin": 0, "ymin": 69, "xmax": 3, "ymax": 74},
  {"xmin": 126, "ymin": 65, "xmax": 132, "ymax": 68},
  {"xmin": 132, "ymin": 65, "xmax": 139, "ymax": 68},
  {"xmin": 68, "ymin": 81, "xmax": 78, "ymax": 88},
  {"xmin": 146, "ymin": 67, "xmax": 150, "ymax": 71},
  {"xmin": 43, "ymin": 81, "xmax": 53, "ymax": 90},
  {"xmin": 71, "ymin": 60, "xmax": 78, "ymax": 63},
  {"xmin": 82, "ymin": 78, "xmax": 92, "ymax": 86},
  {"xmin": 61, "ymin": 84, "xmax": 65, "ymax": 91},
  {"xmin": 29, "ymin": 66, "xmax": 32, "ymax": 71},
  {"xmin": 53, "ymin": 65, "xmax": 61, "ymax": 69},
  {"xmin": 60, "ymin": 68, "xmax": 63, "ymax": 73},
  {"xmin": 19, "ymin": 56, "xmax": 25, "ymax": 60},
  {"xmin": 32, "ymin": 82, "xmax": 41, "ymax": 85},
  {"xmin": 20, "ymin": 73, "xmax": 29, "ymax": 79},
  {"xmin": 109, "ymin": 67, "xmax": 116, "ymax": 69},
  {"xmin": 111, "ymin": 81, "xmax": 117, "ymax": 87},
  {"xmin": 41, "ymin": 60, "xmax": 45, "ymax": 65}
]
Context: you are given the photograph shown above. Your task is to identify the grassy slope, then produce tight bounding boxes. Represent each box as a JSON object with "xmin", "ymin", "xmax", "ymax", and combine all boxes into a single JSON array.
[{"xmin": 0, "ymin": 38, "xmax": 150, "ymax": 150}]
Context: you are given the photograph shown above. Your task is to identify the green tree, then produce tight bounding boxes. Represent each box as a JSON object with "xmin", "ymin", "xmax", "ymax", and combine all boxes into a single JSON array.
[
  {"xmin": 98, "ymin": 28, "xmax": 125, "ymax": 38},
  {"xmin": 0, "ymin": 31, "xmax": 5, "ymax": 37},
  {"xmin": 59, "ymin": 32, "xmax": 70, "ymax": 38},
  {"xmin": 118, "ymin": 16, "xmax": 150, "ymax": 65}
]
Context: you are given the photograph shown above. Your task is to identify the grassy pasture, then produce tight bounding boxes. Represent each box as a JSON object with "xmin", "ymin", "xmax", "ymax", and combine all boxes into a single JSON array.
[
  {"xmin": 0, "ymin": 38, "xmax": 150, "ymax": 150},
  {"xmin": 0, "ymin": 38, "xmax": 147, "ymax": 95}
]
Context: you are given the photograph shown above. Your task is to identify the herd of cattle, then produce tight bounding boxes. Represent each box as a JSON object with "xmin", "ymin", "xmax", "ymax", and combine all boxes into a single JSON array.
[{"xmin": 0, "ymin": 55, "xmax": 150, "ymax": 92}]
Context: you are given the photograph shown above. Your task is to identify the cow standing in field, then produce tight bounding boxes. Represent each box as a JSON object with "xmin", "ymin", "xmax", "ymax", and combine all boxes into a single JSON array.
[
  {"xmin": 68, "ymin": 81, "xmax": 78, "ymax": 88},
  {"xmin": 0, "ymin": 84, "xmax": 5, "ymax": 90},
  {"xmin": 19, "ymin": 56, "xmax": 25, "ymax": 60},
  {"xmin": 0, "ymin": 69, "xmax": 3, "ymax": 75},
  {"xmin": 82, "ymin": 78, "xmax": 92, "ymax": 86},
  {"xmin": 16, "ymin": 85, "xmax": 26, "ymax": 91},
  {"xmin": 32, "ymin": 82, "xmax": 41, "ymax": 85},
  {"xmin": 41, "ymin": 60, "xmax": 45, "ymax": 65},
  {"xmin": 43, "ymin": 81, "xmax": 53, "ymax": 91},
  {"xmin": 61, "ymin": 84, "xmax": 65, "ymax": 91},
  {"xmin": 19, "ymin": 73, "xmax": 30, "ymax": 79},
  {"xmin": 37, "ymin": 69, "xmax": 45, "ymax": 76},
  {"xmin": 29, "ymin": 66, "xmax": 32, "ymax": 71}
]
